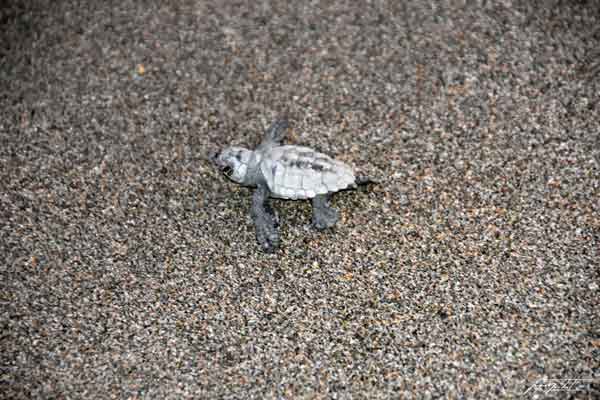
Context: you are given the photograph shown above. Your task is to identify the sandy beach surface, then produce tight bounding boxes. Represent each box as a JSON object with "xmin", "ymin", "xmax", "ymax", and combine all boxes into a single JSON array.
[{"xmin": 1, "ymin": 1, "xmax": 599, "ymax": 398}]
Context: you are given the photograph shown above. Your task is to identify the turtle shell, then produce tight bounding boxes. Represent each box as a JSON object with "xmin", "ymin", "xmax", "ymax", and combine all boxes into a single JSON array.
[{"xmin": 260, "ymin": 145, "xmax": 355, "ymax": 199}]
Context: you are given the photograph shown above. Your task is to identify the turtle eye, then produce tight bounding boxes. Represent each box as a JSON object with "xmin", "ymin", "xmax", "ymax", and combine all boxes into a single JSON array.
[{"xmin": 222, "ymin": 166, "xmax": 233, "ymax": 176}]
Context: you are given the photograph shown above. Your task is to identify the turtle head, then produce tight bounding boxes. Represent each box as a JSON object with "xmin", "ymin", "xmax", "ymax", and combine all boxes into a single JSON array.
[{"xmin": 213, "ymin": 146, "xmax": 253, "ymax": 184}]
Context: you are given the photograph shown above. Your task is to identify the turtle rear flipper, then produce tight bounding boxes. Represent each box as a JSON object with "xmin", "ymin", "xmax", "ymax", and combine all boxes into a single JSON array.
[{"xmin": 311, "ymin": 194, "xmax": 339, "ymax": 230}]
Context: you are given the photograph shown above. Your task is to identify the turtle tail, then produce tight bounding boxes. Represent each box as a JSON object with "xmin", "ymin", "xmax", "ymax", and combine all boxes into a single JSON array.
[{"xmin": 355, "ymin": 176, "xmax": 379, "ymax": 186}]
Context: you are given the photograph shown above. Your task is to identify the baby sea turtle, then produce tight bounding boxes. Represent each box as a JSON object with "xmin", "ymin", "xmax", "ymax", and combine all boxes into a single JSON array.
[{"xmin": 213, "ymin": 119, "xmax": 371, "ymax": 252}]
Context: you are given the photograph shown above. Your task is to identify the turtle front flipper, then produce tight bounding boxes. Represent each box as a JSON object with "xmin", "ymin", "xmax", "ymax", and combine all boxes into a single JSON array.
[
  {"xmin": 311, "ymin": 194, "xmax": 339, "ymax": 230},
  {"xmin": 251, "ymin": 184, "xmax": 280, "ymax": 252},
  {"xmin": 258, "ymin": 118, "xmax": 288, "ymax": 149}
]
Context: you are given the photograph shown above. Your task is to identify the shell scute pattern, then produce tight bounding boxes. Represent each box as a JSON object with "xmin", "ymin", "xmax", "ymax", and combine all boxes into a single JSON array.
[{"xmin": 261, "ymin": 145, "xmax": 355, "ymax": 199}]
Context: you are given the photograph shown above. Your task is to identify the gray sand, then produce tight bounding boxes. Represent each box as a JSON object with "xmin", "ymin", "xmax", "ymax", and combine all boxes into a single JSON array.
[{"xmin": 1, "ymin": 1, "xmax": 599, "ymax": 398}]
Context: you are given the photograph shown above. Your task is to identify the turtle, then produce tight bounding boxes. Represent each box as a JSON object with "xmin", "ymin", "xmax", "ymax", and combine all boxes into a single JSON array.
[{"xmin": 213, "ymin": 119, "xmax": 371, "ymax": 252}]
